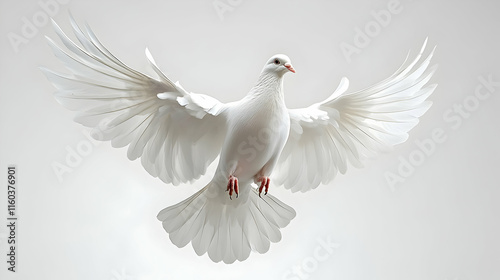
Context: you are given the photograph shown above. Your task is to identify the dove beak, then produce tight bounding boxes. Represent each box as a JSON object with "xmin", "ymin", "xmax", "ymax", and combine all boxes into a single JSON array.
[{"xmin": 284, "ymin": 63, "xmax": 296, "ymax": 73}]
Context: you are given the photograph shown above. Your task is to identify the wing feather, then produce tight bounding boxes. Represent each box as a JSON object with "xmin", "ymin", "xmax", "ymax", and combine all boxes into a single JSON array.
[
  {"xmin": 41, "ymin": 17, "xmax": 227, "ymax": 185},
  {"xmin": 275, "ymin": 40, "xmax": 437, "ymax": 192}
]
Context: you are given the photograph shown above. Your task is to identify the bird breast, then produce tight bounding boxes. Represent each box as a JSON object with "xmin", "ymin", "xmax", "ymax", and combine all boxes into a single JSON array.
[{"xmin": 219, "ymin": 96, "xmax": 290, "ymax": 181}]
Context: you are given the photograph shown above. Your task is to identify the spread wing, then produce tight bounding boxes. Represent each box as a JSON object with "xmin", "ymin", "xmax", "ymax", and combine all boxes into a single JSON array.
[
  {"xmin": 41, "ymin": 16, "xmax": 227, "ymax": 185},
  {"xmin": 274, "ymin": 39, "xmax": 437, "ymax": 192}
]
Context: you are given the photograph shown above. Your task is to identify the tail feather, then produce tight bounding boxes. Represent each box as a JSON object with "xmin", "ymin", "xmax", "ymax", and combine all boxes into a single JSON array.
[{"xmin": 157, "ymin": 182, "xmax": 296, "ymax": 263}]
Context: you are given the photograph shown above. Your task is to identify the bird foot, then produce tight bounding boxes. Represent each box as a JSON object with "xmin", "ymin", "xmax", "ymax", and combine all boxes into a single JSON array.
[
  {"xmin": 257, "ymin": 177, "xmax": 270, "ymax": 198},
  {"xmin": 226, "ymin": 175, "xmax": 239, "ymax": 200}
]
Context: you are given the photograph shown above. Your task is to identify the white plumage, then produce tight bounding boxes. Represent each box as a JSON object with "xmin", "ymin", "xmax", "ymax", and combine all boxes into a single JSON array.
[{"xmin": 41, "ymin": 16, "xmax": 437, "ymax": 264}]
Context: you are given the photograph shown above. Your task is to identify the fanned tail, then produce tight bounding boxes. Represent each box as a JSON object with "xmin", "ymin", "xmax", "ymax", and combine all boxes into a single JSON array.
[{"xmin": 157, "ymin": 181, "xmax": 296, "ymax": 263}]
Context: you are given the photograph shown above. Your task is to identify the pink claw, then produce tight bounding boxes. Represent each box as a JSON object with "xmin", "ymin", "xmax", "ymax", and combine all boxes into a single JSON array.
[
  {"xmin": 258, "ymin": 177, "xmax": 270, "ymax": 198},
  {"xmin": 226, "ymin": 175, "xmax": 239, "ymax": 199}
]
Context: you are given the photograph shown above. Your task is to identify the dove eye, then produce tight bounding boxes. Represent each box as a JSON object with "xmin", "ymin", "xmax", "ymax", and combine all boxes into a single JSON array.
[{"xmin": 274, "ymin": 59, "xmax": 280, "ymax": 65}]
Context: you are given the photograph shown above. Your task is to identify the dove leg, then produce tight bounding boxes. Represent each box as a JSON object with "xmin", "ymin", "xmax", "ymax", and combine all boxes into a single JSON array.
[
  {"xmin": 254, "ymin": 155, "xmax": 278, "ymax": 197},
  {"xmin": 226, "ymin": 175, "xmax": 239, "ymax": 199},
  {"xmin": 257, "ymin": 177, "xmax": 270, "ymax": 198}
]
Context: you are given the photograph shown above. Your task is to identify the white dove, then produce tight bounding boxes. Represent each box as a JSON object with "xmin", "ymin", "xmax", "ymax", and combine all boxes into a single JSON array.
[{"xmin": 41, "ymin": 16, "xmax": 437, "ymax": 264}]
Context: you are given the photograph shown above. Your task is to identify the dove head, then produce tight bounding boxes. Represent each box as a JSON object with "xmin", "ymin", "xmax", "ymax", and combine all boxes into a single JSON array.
[{"xmin": 262, "ymin": 54, "xmax": 296, "ymax": 76}]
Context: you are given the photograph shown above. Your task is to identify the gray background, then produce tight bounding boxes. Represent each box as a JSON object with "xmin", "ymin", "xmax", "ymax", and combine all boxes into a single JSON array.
[{"xmin": 1, "ymin": 0, "xmax": 499, "ymax": 279}]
